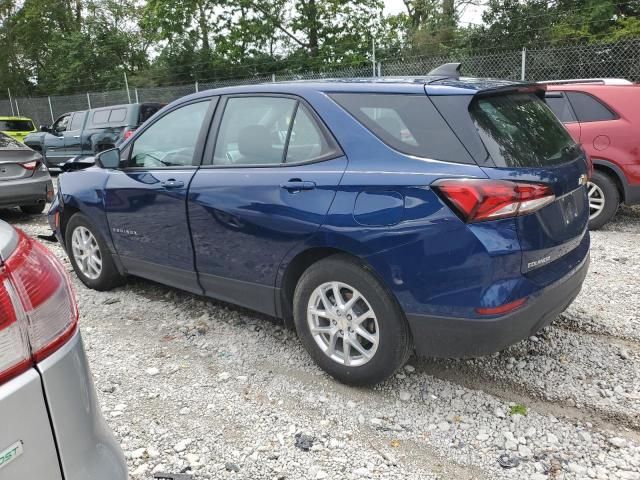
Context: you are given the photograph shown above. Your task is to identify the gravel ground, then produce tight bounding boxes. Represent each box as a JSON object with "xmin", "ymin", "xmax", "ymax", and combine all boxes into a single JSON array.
[{"xmin": 2, "ymin": 204, "xmax": 639, "ymax": 480}]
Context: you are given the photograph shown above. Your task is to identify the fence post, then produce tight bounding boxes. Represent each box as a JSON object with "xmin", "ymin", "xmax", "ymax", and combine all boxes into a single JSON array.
[
  {"xmin": 14, "ymin": 99, "xmax": 20, "ymax": 116},
  {"xmin": 124, "ymin": 72, "xmax": 131, "ymax": 104},
  {"xmin": 521, "ymin": 47, "xmax": 527, "ymax": 81},
  {"xmin": 195, "ymin": 81, "xmax": 199, "ymax": 93},
  {"xmin": 377, "ymin": 62, "xmax": 382, "ymax": 77},
  {"xmin": 7, "ymin": 88, "xmax": 14, "ymax": 116},
  {"xmin": 86, "ymin": 92, "xmax": 92, "ymax": 109},
  {"xmin": 48, "ymin": 96, "xmax": 54, "ymax": 123},
  {"xmin": 272, "ymin": 73, "xmax": 276, "ymax": 82},
  {"xmin": 135, "ymin": 88, "xmax": 139, "ymax": 103}
]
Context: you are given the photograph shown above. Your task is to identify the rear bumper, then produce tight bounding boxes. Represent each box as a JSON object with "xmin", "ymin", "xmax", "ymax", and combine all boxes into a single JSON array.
[
  {"xmin": 0, "ymin": 177, "xmax": 53, "ymax": 208},
  {"xmin": 407, "ymin": 251, "xmax": 590, "ymax": 358},
  {"xmin": 37, "ymin": 330, "xmax": 128, "ymax": 480}
]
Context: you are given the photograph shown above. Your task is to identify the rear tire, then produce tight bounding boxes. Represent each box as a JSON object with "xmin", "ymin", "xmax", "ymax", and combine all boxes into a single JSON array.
[
  {"xmin": 20, "ymin": 204, "xmax": 46, "ymax": 214},
  {"xmin": 65, "ymin": 213, "xmax": 125, "ymax": 291},
  {"xmin": 293, "ymin": 255, "xmax": 412, "ymax": 386},
  {"xmin": 588, "ymin": 170, "xmax": 619, "ymax": 230}
]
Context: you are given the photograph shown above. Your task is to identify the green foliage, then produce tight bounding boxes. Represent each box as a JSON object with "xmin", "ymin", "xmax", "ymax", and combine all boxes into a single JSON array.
[
  {"xmin": 0, "ymin": 0, "xmax": 638, "ymax": 96},
  {"xmin": 509, "ymin": 404, "xmax": 527, "ymax": 416}
]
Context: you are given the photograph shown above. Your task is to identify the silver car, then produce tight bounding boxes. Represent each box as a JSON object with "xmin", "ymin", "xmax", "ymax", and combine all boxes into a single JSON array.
[
  {"xmin": 0, "ymin": 132, "xmax": 53, "ymax": 214},
  {"xmin": 0, "ymin": 220, "xmax": 127, "ymax": 479}
]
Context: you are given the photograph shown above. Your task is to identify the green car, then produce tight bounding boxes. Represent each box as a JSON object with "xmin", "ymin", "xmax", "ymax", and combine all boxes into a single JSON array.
[{"xmin": 0, "ymin": 116, "xmax": 37, "ymax": 143}]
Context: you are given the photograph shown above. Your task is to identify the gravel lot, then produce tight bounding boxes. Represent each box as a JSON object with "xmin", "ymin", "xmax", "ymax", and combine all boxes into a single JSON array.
[{"xmin": 2, "ymin": 204, "xmax": 639, "ymax": 480}]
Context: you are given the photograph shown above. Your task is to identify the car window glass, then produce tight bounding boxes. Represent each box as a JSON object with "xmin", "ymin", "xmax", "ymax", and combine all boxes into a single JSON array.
[
  {"xmin": 0, "ymin": 132, "xmax": 24, "ymax": 148},
  {"xmin": 285, "ymin": 105, "xmax": 336, "ymax": 163},
  {"xmin": 53, "ymin": 114, "xmax": 70, "ymax": 133},
  {"xmin": 130, "ymin": 101, "xmax": 210, "ymax": 168},
  {"xmin": 545, "ymin": 95, "xmax": 576, "ymax": 122},
  {"xmin": 109, "ymin": 108, "xmax": 127, "ymax": 123},
  {"xmin": 213, "ymin": 96, "xmax": 296, "ymax": 166},
  {"xmin": 330, "ymin": 93, "xmax": 472, "ymax": 163},
  {"xmin": 0, "ymin": 120, "xmax": 35, "ymax": 131},
  {"xmin": 93, "ymin": 110, "xmax": 110, "ymax": 124},
  {"xmin": 69, "ymin": 112, "xmax": 85, "ymax": 131},
  {"xmin": 566, "ymin": 92, "xmax": 617, "ymax": 122}
]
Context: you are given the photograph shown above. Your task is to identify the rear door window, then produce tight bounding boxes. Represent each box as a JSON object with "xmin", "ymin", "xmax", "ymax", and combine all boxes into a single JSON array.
[
  {"xmin": 69, "ymin": 112, "xmax": 86, "ymax": 131},
  {"xmin": 330, "ymin": 93, "xmax": 473, "ymax": 163},
  {"xmin": 566, "ymin": 92, "xmax": 617, "ymax": 122},
  {"xmin": 285, "ymin": 105, "xmax": 338, "ymax": 163},
  {"xmin": 470, "ymin": 93, "xmax": 577, "ymax": 168},
  {"xmin": 545, "ymin": 93, "xmax": 577, "ymax": 122}
]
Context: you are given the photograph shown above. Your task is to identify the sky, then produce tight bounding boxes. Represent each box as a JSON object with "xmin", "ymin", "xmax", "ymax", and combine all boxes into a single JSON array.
[{"xmin": 382, "ymin": 0, "xmax": 486, "ymax": 25}]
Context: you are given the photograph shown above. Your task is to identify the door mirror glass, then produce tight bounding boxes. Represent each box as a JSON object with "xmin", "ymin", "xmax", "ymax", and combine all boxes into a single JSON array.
[{"xmin": 96, "ymin": 148, "xmax": 121, "ymax": 169}]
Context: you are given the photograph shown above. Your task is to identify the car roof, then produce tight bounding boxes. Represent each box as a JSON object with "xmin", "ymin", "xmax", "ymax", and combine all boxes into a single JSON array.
[
  {"xmin": 175, "ymin": 76, "xmax": 535, "ymax": 105},
  {"xmin": 0, "ymin": 116, "xmax": 34, "ymax": 121}
]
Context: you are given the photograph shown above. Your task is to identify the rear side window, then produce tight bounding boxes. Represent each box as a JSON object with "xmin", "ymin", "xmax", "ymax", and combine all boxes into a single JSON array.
[
  {"xmin": 109, "ymin": 108, "xmax": 127, "ymax": 123},
  {"xmin": 92, "ymin": 110, "xmax": 109, "ymax": 124},
  {"xmin": 286, "ymin": 105, "xmax": 335, "ymax": 163},
  {"xmin": 545, "ymin": 94, "xmax": 577, "ymax": 122},
  {"xmin": 566, "ymin": 92, "xmax": 617, "ymax": 122},
  {"xmin": 470, "ymin": 93, "xmax": 576, "ymax": 168},
  {"xmin": 0, "ymin": 120, "xmax": 34, "ymax": 131},
  {"xmin": 330, "ymin": 93, "xmax": 473, "ymax": 163}
]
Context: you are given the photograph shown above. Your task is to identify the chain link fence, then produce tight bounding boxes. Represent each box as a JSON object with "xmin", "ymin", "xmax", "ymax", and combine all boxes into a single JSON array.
[{"xmin": 2, "ymin": 39, "xmax": 639, "ymax": 127}]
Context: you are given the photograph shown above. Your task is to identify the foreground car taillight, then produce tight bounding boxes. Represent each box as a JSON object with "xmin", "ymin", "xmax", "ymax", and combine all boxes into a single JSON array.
[
  {"xmin": 19, "ymin": 160, "xmax": 40, "ymax": 171},
  {"xmin": 433, "ymin": 179, "xmax": 555, "ymax": 223},
  {"xmin": 0, "ymin": 231, "xmax": 78, "ymax": 384}
]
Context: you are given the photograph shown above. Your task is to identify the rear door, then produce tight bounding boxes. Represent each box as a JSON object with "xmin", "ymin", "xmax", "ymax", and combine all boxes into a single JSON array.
[
  {"xmin": 468, "ymin": 91, "xmax": 589, "ymax": 272},
  {"xmin": 104, "ymin": 99, "xmax": 214, "ymax": 293},
  {"xmin": 545, "ymin": 91, "xmax": 581, "ymax": 141},
  {"xmin": 63, "ymin": 111, "xmax": 87, "ymax": 157},
  {"xmin": 188, "ymin": 95, "xmax": 346, "ymax": 314}
]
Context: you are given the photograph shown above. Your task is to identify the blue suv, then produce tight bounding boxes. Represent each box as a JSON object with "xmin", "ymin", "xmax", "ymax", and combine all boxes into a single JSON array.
[{"xmin": 49, "ymin": 66, "xmax": 591, "ymax": 385}]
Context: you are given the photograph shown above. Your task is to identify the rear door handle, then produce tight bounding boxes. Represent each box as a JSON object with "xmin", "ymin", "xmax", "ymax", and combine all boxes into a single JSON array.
[
  {"xmin": 280, "ymin": 180, "xmax": 316, "ymax": 192},
  {"xmin": 73, "ymin": 135, "xmax": 80, "ymax": 138},
  {"xmin": 162, "ymin": 179, "xmax": 184, "ymax": 189}
]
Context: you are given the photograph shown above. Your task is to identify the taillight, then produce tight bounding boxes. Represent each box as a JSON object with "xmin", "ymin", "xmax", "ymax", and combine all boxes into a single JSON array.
[
  {"xmin": 124, "ymin": 129, "xmax": 135, "ymax": 140},
  {"xmin": 475, "ymin": 297, "xmax": 527, "ymax": 316},
  {"xmin": 0, "ymin": 230, "xmax": 78, "ymax": 385},
  {"xmin": 19, "ymin": 161, "xmax": 40, "ymax": 171},
  {"xmin": 433, "ymin": 179, "xmax": 555, "ymax": 223}
]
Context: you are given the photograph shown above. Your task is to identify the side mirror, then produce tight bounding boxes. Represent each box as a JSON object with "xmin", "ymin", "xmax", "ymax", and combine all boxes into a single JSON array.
[
  {"xmin": 39, "ymin": 125, "xmax": 51, "ymax": 132},
  {"xmin": 95, "ymin": 148, "xmax": 121, "ymax": 169}
]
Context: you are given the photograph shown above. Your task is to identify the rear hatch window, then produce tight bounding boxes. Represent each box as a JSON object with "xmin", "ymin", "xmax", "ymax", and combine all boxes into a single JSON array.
[
  {"xmin": 330, "ymin": 93, "xmax": 473, "ymax": 164},
  {"xmin": 469, "ymin": 93, "xmax": 577, "ymax": 168},
  {"xmin": 0, "ymin": 120, "xmax": 35, "ymax": 132}
]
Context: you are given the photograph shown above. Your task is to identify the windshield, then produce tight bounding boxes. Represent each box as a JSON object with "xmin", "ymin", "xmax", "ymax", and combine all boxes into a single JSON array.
[
  {"xmin": 0, "ymin": 120, "xmax": 35, "ymax": 131},
  {"xmin": 470, "ymin": 93, "xmax": 577, "ymax": 168},
  {"xmin": 0, "ymin": 132, "xmax": 26, "ymax": 149}
]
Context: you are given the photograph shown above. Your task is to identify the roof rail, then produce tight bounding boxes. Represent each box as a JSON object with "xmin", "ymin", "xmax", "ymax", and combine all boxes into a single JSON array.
[
  {"xmin": 428, "ymin": 63, "xmax": 462, "ymax": 78},
  {"xmin": 538, "ymin": 78, "xmax": 633, "ymax": 86}
]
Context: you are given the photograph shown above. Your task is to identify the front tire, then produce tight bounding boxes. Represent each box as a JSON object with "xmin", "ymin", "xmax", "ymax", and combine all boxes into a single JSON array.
[
  {"xmin": 293, "ymin": 255, "xmax": 412, "ymax": 386},
  {"xmin": 20, "ymin": 203, "xmax": 46, "ymax": 214},
  {"xmin": 65, "ymin": 213, "xmax": 125, "ymax": 291},
  {"xmin": 588, "ymin": 170, "xmax": 619, "ymax": 230}
]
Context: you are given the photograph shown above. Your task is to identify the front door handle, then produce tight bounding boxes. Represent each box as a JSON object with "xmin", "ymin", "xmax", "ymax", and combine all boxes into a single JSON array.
[
  {"xmin": 73, "ymin": 135, "xmax": 80, "ymax": 138},
  {"xmin": 280, "ymin": 179, "xmax": 316, "ymax": 192},
  {"xmin": 162, "ymin": 179, "xmax": 184, "ymax": 189}
]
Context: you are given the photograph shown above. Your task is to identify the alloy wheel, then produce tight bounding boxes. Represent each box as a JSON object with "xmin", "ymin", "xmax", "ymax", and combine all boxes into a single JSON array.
[
  {"xmin": 71, "ymin": 226, "xmax": 102, "ymax": 280},
  {"xmin": 307, "ymin": 281, "xmax": 379, "ymax": 367},
  {"xmin": 588, "ymin": 181, "xmax": 606, "ymax": 220}
]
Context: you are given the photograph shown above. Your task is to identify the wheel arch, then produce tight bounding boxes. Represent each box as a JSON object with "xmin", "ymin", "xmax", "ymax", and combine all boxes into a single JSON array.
[
  {"xmin": 592, "ymin": 158, "xmax": 628, "ymax": 203},
  {"xmin": 277, "ymin": 244, "xmax": 400, "ymax": 331}
]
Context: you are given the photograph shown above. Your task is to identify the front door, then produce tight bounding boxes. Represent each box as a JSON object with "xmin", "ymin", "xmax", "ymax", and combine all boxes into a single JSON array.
[
  {"xmin": 104, "ymin": 99, "xmax": 214, "ymax": 293},
  {"xmin": 188, "ymin": 95, "xmax": 347, "ymax": 315}
]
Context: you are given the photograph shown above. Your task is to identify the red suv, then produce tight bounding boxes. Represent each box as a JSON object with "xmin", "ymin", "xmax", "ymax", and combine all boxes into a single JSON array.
[{"xmin": 544, "ymin": 79, "xmax": 640, "ymax": 229}]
